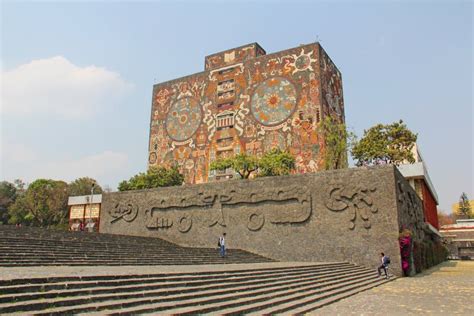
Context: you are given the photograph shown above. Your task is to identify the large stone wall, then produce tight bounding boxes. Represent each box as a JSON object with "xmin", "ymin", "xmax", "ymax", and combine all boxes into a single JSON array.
[{"xmin": 100, "ymin": 166, "xmax": 425, "ymax": 276}]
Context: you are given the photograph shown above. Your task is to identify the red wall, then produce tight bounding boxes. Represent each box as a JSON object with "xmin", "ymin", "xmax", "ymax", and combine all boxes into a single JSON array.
[{"xmin": 421, "ymin": 181, "xmax": 439, "ymax": 229}]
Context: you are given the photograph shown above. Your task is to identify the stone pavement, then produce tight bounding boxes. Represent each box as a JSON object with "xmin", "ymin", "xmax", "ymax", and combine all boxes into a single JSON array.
[{"xmin": 313, "ymin": 260, "xmax": 474, "ymax": 315}]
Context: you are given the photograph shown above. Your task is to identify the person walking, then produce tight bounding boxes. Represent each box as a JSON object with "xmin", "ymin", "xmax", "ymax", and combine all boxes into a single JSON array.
[
  {"xmin": 377, "ymin": 252, "xmax": 390, "ymax": 279},
  {"xmin": 219, "ymin": 233, "xmax": 226, "ymax": 258}
]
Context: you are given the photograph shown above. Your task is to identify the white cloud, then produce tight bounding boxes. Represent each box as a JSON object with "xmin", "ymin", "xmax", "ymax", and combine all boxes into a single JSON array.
[{"xmin": 1, "ymin": 56, "xmax": 133, "ymax": 119}]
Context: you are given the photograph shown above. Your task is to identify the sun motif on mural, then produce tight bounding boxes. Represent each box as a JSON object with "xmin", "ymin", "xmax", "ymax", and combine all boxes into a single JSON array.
[
  {"xmin": 289, "ymin": 48, "xmax": 317, "ymax": 75},
  {"xmin": 251, "ymin": 77, "xmax": 297, "ymax": 126},
  {"xmin": 165, "ymin": 97, "xmax": 202, "ymax": 142}
]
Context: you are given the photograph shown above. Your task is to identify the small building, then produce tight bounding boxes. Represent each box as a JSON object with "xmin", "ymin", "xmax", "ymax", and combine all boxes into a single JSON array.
[
  {"xmin": 68, "ymin": 194, "xmax": 102, "ymax": 232},
  {"xmin": 397, "ymin": 144, "xmax": 439, "ymax": 230},
  {"xmin": 440, "ymin": 219, "xmax": 474, "ymax": 259}
]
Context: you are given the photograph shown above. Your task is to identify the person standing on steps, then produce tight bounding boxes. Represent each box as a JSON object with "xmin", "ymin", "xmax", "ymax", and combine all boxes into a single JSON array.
[
  {"xmin": 377, "ymin": 252, "xmax": 390, "ymax": 279},
  {"xmin": 218, "ymin": 233, "xmax": 226, "ymax": 258}
]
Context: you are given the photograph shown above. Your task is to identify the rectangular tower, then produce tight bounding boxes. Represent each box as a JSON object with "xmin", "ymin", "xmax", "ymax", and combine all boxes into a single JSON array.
[{"xmin": 148, "ymin": 42, "xmax": 345, "ymax": 184}]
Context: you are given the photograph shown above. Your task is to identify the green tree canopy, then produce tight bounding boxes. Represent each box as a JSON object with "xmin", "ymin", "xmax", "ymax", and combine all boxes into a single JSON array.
[
  {"xmin": 68, "ymin": 177, "xmax": 103, "ymax": 196},
  {"xmin": 318, "ymin": 116, "xmax": 354, "ymax": 170},
  {"xmin": 210, "ymin": 153, "xmax": 259, "ymax": 179},
  {"xmin": 0, "ymin": 181, "xmax": 18, "ymax": 224},
  {"xmin": 8, "ymin": 179, "xmax": 69, "ymax": 227},
  {"xmin": 351, "ymin": 120, "xmax": 417, "ymax": 166},
  {"xmin": 258, "ymin": 148, "xmax": 296, "ymax": 177},
  {"xmin": 210, "ymin": 150, "xmax": 296, "ymax": 179},
  {"xmin": 118, "ymin": 166, "xmax": 184, "ymax": 191}
]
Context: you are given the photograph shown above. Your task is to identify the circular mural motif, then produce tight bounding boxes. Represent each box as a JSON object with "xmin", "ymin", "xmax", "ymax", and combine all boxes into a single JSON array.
[
  {"xmin": 165, "ymin": 97, "xmax": 202, "ymax": 141},
  {"xmin": 295, "ymin": 55, "xmax": 311, "ymax": 70},
  {"xmin": 148, "ymin": 152, "xmax": 157, "ymax": 164},
  {"xmin": 251, "ymin": 77, "xmax": 297, "ymax": 126}
]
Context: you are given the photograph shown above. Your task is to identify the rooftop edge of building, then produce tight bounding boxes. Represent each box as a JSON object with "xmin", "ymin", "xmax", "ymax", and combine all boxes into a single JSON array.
[{"xmin": 152, "ymin": 41, "xmax": 322, "ymax": 88}]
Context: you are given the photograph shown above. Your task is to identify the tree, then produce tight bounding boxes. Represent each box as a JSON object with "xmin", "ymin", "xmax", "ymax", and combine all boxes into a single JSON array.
[
  {"xmin": 351, "ymin": 120, "xmax": 417, "ymax": 166},
  {"xmin": 210, "ymin": 150, "xmax": 296, "ymax": 179},
  {"xmin": 458, "ymin": 192, "xmax": 472, "ymax": 218},
  {"xmin": 318, "ymin": 116, "xmax": 354, "ymax": 170},
  {"xmin": 13, "ymin": 179, "xmax": 26, "ymax": 192},
  {"xmin": 258, "ymin": 148, "xmax": 296, "ymax": 177},
  {"xmin": 8, "ymin": 195, "xmax": 31, "ymax": 225},
  {"xmin": 0, "ymin": 179, "xmax": 26, "ymax": 224},
  {"xmin": 210, "ymin": 153, "xmax": 259, "ymax": 179},
  {"xmin": 0, "ymin": 181, "xmax": 17, "ymax": 224},
  {"xmin": 8, "ymin": 179, "xmax": 69, "ymax": 227},
  {"xmin": 437, "ymin": 210, "xmax": 455, "ymax": 226},
  {"xmin": 68, "ymin": 177, "xmax": 103, "ymax": 196},
  {"xmin": 118, "ymin": 166, "xmax": 184, "ymax": 191}
]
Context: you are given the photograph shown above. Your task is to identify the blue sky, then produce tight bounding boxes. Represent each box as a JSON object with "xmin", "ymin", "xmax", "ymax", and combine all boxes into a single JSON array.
[{"xmin": 1, "ymin": 0, "xmax": 472, "ymax": 213}]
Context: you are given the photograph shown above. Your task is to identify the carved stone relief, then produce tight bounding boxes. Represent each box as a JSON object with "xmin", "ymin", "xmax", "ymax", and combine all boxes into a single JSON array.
[
  {"xmin": 397, "ymin": 180, "xmax": 424, "ymax": 239},
  {"xmin": 177, "ymin": 216, "xmax": 193, "ymax": 233},
  {"xmin": 247, "ymin": 213, "xmax": 265, "ymax": 231},
  {"xmin": 109, "ymin": 203, "xmax": 139, "ymax": 223},
  {"xmin": 325, "ymin": 184, "xmax": 378, "ymax": 230},
  {"xmin": 141, "ymin": 185, "xmax": 312, "ymax": 233}
]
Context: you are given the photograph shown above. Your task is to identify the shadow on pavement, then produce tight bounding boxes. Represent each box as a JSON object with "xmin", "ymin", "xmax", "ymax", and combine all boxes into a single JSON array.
[{"xmin": 413, "ymin": 260, "xmax": 458, "ymax": 277}]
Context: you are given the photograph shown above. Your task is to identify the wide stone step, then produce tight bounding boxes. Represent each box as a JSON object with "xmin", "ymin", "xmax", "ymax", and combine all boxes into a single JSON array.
[
  {"xmin": 29, "ymin": 265, "xmax": 369, "ymax": 315},
  {"xmin": 135, "ymin": 271, "xmax": 380, "ymax": 315},
  {"xmin": 0, "ymin": 259, "xmax": 260, "ymax": 267},
  {"xmin": 0, "ymin": 226, "xmax": 274, "ymax": 267},
  {"xmin": 0, "ymin": 229, "xmax": 178, "ymax": 246},
  {"xmin": 0, "ymin": 264, "xmax": 350, "ymax": 298},
  {"xmin": 0, "ymin": 242, "xmax": 179, "ymax": 251},
  {"xmin": 82, "ymin": 269, "xmax": 376, "ymax": 315},
  {"xmin": 0, "ymin": 250, "xmax": 261, "ymax": 259},
  {"xmin": 0, "ymin": 262, "xmax": 343, "ymax": 286},
  {"xmin": 0, "ymin": 244, "xmax": 260, "ymax": 256},
  {"xmin": 0, "ymin": 242, "xmax": 177, "ymax": 251},
  {"xmin": 275, "ymin": 277, "xmax": 393, "ymax": 315},
  {"xmin": 0, "ymin": 258, "xmax": 266, "ymax": 265}
]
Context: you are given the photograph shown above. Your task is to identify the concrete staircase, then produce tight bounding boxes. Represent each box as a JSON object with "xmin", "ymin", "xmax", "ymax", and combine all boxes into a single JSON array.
[
  {"xmin": 0, "ymin": 225, "xmax": 273, "ymax": 266},
  {"xmin": 0, "ymin": 262, "xmax": 392, "ymax": 315}
]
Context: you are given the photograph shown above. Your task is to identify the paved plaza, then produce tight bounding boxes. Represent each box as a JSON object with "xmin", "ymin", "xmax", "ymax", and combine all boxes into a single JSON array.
[{"xmin": 314, "ymin": 260, "xmax": 474, "ymax": 315}]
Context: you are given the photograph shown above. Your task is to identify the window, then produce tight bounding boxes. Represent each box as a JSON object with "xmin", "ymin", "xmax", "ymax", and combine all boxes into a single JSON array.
[
  {"xmin": 217, "ymin": 90, "xmax": 235, "ymax": 101},
  {"xmin": 217, "ymin": 79, "xmax": 235, "ymax": 93},
  {"xmin": 217, "ymin": 101, "xmax": 234, "ymax": 110},
  {"xmin": 216, "ymin": 114, "xmax": 235, "ymax": 129},
  {"xmin": 218, "ymin": 67, "xmax": 235, "ymax": 75}
]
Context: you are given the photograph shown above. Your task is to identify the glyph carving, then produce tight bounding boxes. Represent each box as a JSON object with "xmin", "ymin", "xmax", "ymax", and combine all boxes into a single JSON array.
[
  {"xmin": 110, "ymin": 203, "xmax": 139, "ymax": 223},
  {"xmin": 145, "ymin": 185, "xmax": 312, "ymax": 232},
  {"xmin": 397, "ymin": 180, "xmax": 424, "ymax": 238},
  {"xmin": 247, "ymin": 213, "xmax": 265, "ymax": 231},
  {"xmin": 177, "ymin": 216, "xmax": 193, "ymax": 233},
  {"xmin": 325, "ymin": 185, "xmax": 378, "ymax": 230}
]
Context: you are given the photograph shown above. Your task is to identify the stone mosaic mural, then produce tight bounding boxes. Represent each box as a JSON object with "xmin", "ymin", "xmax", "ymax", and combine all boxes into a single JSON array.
[
  {"xmin": 166, "ymin": 97, "xmax": 202, "ymax": 142},
  {"xmin": 149, "ymin": 42, "xmax": 345, "ymax": 184},
  {"xmin": 250, "ymin": 77, "xmax": 297, "ymax": 126}
]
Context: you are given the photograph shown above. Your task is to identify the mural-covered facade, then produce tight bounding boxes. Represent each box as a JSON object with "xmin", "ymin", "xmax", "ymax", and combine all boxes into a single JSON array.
[{"xmin": 148, "ymin": 42, "xmax": 346, "ymax": 184}]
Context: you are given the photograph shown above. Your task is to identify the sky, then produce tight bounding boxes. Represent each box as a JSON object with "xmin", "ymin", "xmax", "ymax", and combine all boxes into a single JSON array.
[{"xmin": 0, "ymin": 0, "xmax": 472, "ymax": 213}]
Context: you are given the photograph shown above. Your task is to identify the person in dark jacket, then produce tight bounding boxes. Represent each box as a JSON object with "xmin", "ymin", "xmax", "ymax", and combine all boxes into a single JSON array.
[{"xmin": 377, "ymin": 252, "xmax": 390, "ymax": 279}]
